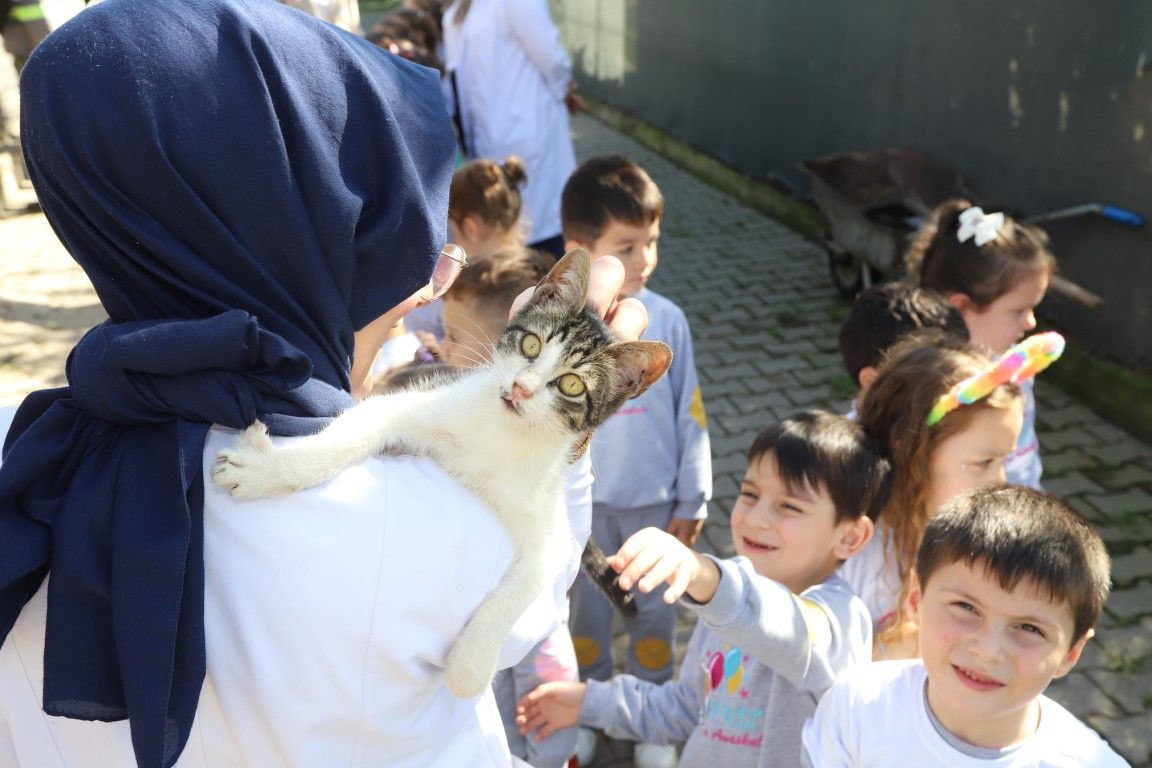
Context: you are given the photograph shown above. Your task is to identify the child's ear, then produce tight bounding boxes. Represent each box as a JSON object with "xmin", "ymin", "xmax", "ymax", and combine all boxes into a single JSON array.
[
  {"xmin": 1052, "ymin": 627, "xmax": 1093, "ymax": 680},
  {"xmin": 564, "ymin": 238, "xmax": 589, "ymax": 255},
  {"xmin": 947, "ymin": 292, "xmax": 975, "ymax": 315},
  {"xmin": 833, "ymin": 515, "xmax": 874, "ymax": 560},
  {"xmin": 857, "ymin": 366, "xmax": 879, "ymax": 392},
  {"xmin": 906, "ymin": 570, "xmax": 924, "ymax": 623},
  {"xmin": 461, "ymin": 214, "xmax": 487, "ymax": 244}
]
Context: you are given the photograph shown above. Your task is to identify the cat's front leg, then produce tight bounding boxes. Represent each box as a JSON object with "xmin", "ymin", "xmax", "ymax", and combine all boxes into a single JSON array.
[
  {"xmin": 213, "ymin": 394, "xmax": 424, "ymax": 499},
  {"xmin": 444, "ymin": 531, "xmax": 566, "ymax": 697},
  {"xmin": 445, "ymin": 554, "xmax": 547, "ymax": 698},
  {"xmin": 212, "ymin": 421, "xmax": 341, "ymax": 498}
]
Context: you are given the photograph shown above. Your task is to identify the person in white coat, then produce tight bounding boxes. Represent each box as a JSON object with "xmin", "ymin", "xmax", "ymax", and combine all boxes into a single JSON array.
[
  {"xmin": 0, "ymin": 1, "xmax": 644, "ymax": 767},
  {"xmin": 442, "ymin": 0, "xmax": 583, "ymax": 258}
]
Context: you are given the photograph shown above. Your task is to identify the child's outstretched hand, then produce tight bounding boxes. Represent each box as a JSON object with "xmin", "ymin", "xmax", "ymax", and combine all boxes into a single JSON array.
[
  {"xmin": 608, "ymin": 527, "xmax": 721, "ymax": 605},
  {"xmin": 516, "ymin": 681, "xmax": 586, "ymax": 740}
]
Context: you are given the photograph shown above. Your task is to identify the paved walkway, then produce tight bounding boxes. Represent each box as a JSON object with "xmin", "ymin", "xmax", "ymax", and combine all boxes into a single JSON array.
[{"xmin": 0, "ymin": 112, "xmax": 1149, "ymax": 766}]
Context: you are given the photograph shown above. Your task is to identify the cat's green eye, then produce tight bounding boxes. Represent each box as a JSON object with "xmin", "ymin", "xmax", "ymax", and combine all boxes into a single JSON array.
[
  {"xmin": 557, "ymin": 373, "xmax": 586, "ymax": 397},
  {"xmin": 521, "ymin": 333, "xmax": 542, "ymax": 359}
]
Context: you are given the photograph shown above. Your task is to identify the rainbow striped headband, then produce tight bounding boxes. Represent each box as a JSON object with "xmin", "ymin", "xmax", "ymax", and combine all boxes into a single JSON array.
[{"xmin": 927, "ymin": 332, "xmax": 1066, "ymax": 426}]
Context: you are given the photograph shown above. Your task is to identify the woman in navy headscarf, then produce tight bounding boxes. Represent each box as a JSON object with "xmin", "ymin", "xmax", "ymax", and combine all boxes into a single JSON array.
[{"xmin": 0, "ymin": 1, "xmax": 643, "ymax": 766}]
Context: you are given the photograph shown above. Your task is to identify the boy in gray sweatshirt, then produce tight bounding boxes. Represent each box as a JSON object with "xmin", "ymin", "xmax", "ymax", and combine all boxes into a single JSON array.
[{"xmin": 517, "ymin": 411, "xmax": 890, "ymax": 768}]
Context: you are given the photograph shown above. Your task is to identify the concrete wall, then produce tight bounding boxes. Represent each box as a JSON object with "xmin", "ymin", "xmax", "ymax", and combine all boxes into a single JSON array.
[{"xmin": 553, "ymin": 0, "xmax": 1152, "ymax": 370}]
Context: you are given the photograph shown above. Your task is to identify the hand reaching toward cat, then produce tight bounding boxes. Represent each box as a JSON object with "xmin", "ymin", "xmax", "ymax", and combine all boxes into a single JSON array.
[
  {"xmin": 516, "ymin": 681, "xmax": 586, "ymax": 740},
  {"xmin": 510, "ymin": 254, "xmax": 648, "ymax": 341},
  {"xmin": 608, "ymin": 527, "xmax": 721, "ymax": 605}
]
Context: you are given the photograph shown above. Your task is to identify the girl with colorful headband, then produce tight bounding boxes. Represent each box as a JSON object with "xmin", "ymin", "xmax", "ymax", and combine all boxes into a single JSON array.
[
  {"xmin": 907, "ymin": 198, "xmax": 1058, "ymax": 489},
  {"xmin": 841, "ymin": 330, "xmax": 1063, "ymax": 660}
]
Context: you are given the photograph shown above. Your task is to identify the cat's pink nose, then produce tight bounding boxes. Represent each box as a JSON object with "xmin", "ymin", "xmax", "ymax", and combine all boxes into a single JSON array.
[{"xmin": 509, "ymin": 382, "xmax": 532, "ymax": 402}]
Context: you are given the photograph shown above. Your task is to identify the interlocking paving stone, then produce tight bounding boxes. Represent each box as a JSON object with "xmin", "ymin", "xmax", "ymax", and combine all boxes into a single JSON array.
[
  {"xmin": 1086, "ymin": 670, "xmax": 1152, "ymax": 715},
  {"xmin": 1043, "ymin": 471, "xmax": 1106, "ymax": 499},
  {"xmin": 1110, "ymin": 547, "xmax": 1152, "ymax": 587},
  {"xmin": 1047, "ymin": 672, "xmax": 1123, "ymax": 719},
  {"xmin": 1042, "ymin": 448, "xmax": 1101, "ymax": 476},
  {"xmin": 1103, "ymin": 586, "xmax": 1152, "ymax": 622},
  {"xmin": 1088, "ymin": 714, "xmax": 1152, "ymax": 765},
  {"xmin": 1087, "ymin": 489, "xmax": 1152, "ymax": 519}
]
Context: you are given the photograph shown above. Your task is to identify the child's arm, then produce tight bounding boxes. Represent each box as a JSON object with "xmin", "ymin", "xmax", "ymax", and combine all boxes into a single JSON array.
[
  {"xmin": 515, "ymin": 680, "xmax": 585, "ymax": 740},
  {"xmin": 518, "ymin": 623, "xmax": 710, "ymax": 745},
  {"xmin": 666, "ymin": 309, "xmax": 710, "ymax": 546},
  {"xmin": 686, "ymin": 558, "xmax": 871, "ymax": 692}
]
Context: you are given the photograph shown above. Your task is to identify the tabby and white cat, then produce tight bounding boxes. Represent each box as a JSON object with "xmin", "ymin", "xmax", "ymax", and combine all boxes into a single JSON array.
[{"xmin": 211, "ymin": 249, "xmax": 672, "ymax": 697}]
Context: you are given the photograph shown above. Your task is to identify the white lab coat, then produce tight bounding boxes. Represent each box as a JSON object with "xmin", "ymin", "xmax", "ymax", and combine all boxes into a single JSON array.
[
  {"xmin": 0, "ymin": 407, "xmax": 592, "ymax": 767},
  {"xmin": 442, "ymin": 0, "xmax": 577, "ymax": 244}
]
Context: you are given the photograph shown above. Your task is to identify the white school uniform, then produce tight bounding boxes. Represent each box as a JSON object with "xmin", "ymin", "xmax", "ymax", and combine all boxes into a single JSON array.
[{"xmin": 442, "ymin": 0, "xmax": 577, "ymax": 244}]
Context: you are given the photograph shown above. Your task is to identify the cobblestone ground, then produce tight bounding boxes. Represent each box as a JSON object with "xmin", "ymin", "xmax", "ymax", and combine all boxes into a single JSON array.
[
  {"xmin": 566, "ymin": 114, "xmax": 1152, "ymax": 767},
  {"xmin": 1, "ymin": 110, "xmax": 1148, "ymax": 766}
]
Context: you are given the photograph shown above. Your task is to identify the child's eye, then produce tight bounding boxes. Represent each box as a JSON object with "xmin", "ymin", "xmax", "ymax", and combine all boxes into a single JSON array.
[
  {"xmin": 950, "ymin": 600, "xmax": 977, "ymax": 614},
  {"xmin": 557, "ymin": 373, "xmax": 586, "ymax": 397},
  {"xmin": 779, "ymin": 503, "xmax": 803, "ymax": 515},
  {"xmin": 1016, "ymin": 623, "xmax": 1046, "ymax": 638},
  {"xmin": 738, "ymin": 490, "xmax": 758, "ymax": 502},
  {"xmin": 962, "ymin": 458, "xmax": 996, "ymax": 474},
  {"xmin": 521, "ymin": 333, "xmax": 541, "ymax": 359}
]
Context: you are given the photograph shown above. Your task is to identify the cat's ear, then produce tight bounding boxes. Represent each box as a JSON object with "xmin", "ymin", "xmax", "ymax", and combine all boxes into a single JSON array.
[
  {"xmin": 527, "ymin": 248, "xmax": 591, "ymax": 310},
  {"xmin": 605, "ymin": 341, "xmax": 673, "ymax": 402}
]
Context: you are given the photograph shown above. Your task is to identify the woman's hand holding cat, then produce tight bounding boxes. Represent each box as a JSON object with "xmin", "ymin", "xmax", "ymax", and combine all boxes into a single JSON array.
[
  {"xmin": 515, "ymin": 681, "xmax": 586, "ymax": 740},
  {"xmin": 509, "ymin": 254, "xmax": 649, "ymax": 341},
  {"xmin": 608, "ymin": 527, "xmax": 721, "ymax": 605}
]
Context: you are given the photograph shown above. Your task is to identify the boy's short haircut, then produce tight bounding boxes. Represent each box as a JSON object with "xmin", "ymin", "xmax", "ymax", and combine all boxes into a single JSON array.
[
  {"xmin": 561, "ymin": 155, "xmax": 664, "ymax": 245},
  {"xmin": 748, "ymin": 410, "xmax": 891, "ymax": 524},
  {"xmin": 446, "ymin": 245, "xmax": 555, "ymax": 310},
  {"xmin": 838, "ymin": 283, "xmax": 969, "ymax": 383},
  {"xmin": 917, "ymin": 485, "xmax": 1111, "ymax": 645}
]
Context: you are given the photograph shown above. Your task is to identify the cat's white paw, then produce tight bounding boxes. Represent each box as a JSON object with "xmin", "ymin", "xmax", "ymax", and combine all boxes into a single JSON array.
[
  {"xmin": 444, "ymin": 639, "xmax": 498, "ymax": 698},
  {"xmin": 212, "ymin": 422, "xmax": 299, "ymax": 498}
]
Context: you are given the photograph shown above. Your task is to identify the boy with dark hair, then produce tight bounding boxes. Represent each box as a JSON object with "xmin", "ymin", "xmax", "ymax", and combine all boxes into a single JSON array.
[
  {"xmin": 837, "ymin": 282, "xmax": 968, "ymax": 399},
  {"xmin": 560, "ymin": 155, "xmax": 710, "ymax": 767},
  {"xmin": 803, "ymin": 485, "xmax": 1127, "ymax": 766},
  {"xmin": 518, "ymin": 411, "xmax": 890, "ymax": 768}
]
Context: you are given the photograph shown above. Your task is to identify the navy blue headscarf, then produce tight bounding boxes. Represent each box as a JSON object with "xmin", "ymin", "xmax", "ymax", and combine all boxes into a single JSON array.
[{"xmin": 0, "ymin": 0, "xmax": 455, "ymax": 765}]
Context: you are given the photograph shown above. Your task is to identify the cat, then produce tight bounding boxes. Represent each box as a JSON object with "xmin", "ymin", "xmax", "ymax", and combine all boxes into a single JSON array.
[{"xmin": 211, "ymin": 249, "xmax": 671, "ymax": 697}]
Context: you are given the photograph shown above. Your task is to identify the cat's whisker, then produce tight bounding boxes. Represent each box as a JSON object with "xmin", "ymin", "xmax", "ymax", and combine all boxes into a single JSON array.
[{"xmin": 451, "ymin": 314, "xmax": 498, "ymax": 345}]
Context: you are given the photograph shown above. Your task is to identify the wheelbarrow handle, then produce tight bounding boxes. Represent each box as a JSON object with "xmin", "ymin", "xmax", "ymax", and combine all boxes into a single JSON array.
[
  {"xmin": 1022, "ymin": 204, "xmax": 1145, "ymax": 228},
  {"xmin": 1099, "ymin": 205, "xmax": 1145, "ymax": 228}
]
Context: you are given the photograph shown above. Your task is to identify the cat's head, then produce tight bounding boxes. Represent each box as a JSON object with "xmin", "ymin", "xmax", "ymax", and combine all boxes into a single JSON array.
[{"xmin": 489, "ymin": 249, "xmax": 672, "ymax": 438}]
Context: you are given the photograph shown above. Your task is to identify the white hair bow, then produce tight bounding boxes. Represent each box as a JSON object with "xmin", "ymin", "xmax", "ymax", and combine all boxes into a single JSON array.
[{"xmin": 956, "ymin": 206, "xmax": 1005, "ymax": 247}]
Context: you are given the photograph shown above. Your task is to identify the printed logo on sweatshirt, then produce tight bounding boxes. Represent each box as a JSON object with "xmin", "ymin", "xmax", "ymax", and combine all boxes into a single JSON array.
[
  {"xmin": 689, "ymin": 387, "xmax": 707, "ymax": 429},
  {"xmin": 700, "ymin": 645, "xmax": 764, "ymax": 747}
]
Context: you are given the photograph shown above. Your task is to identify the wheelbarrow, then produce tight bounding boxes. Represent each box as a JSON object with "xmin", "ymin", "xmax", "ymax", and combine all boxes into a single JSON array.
[{"xmin": 799, "ymin": 148, "xmax": 1144, "ymax": 307}]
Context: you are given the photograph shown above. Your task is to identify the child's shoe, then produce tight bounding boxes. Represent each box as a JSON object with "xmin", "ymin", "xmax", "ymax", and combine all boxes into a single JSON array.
[{"xmin": 633, "ymin": 741, "xmax": 677, "ymax": 768}]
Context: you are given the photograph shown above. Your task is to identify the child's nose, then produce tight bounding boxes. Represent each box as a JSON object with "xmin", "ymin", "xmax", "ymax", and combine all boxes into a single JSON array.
[
  {"xmin": 1023, "ymin": 310, "xmax": 1037, "ymax": 330},
  {"xmin": 968, "ymin": 626, "xmax": 1004, "ymax": 661}
]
